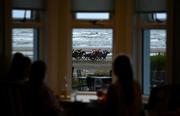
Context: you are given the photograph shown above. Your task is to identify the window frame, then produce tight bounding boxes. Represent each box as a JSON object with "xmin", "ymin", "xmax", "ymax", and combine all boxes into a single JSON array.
[
  {"xmin": 12, "ymin": 9, "xmax": 42, "ymax": 61},
  {"xmin": 73, "ymin": 12, "xmax": 112, "ymax": 21},
  {"xmin": 137, "ymin": 12, "xmax": 167, "ymax": 96},
  {"xmin": 71, "ymin": 12, "xmax": 114, "ymax": 92}
]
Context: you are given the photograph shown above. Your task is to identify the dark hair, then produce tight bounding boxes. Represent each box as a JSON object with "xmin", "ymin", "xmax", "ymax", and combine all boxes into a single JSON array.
[
  {"xmin": 113, "ymin": 54, "xmax": 134, "ymax": 105},
  {"xmin": 29, "ymin": 60, "xmax": 46, "ymax": 84},
  {"xmin": 8, "ymin": 53, "xmax": 31, "ymax": 81}
]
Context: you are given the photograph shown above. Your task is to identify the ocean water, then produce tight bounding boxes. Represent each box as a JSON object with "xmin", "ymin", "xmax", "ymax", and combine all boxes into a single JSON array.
[
  {"xmin": 150, "ymin": 30, "xmax": 166, "ymax": 48},
  {"xmin": 72, "ymin": 28, "xmax": 113, "ymax": 48},
  {"xmin": 12, "ymin": 28, "xmax": 166, "ymax": 56},
  {"xmin": 72, "ymin": 29, "xmax": 166, "ymax": 49},
  {"xmin": 12, "ymin": 28, "xmax": 33, "ymax": 47}
]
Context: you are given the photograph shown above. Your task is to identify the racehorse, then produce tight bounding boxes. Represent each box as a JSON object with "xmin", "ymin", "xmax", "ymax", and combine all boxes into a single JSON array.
[
  {"xmin": 100, "ymin": 50, "xmax": 110, "ymax": 59},
  {"xmin": 83, "ymin": 49, "xmax": 101, "ymax": 60},
  {"xmin": 72, "ymin": 49, "xmax": 86, "ymax": 60},
  {"xmin": 83, "ymin": 49, "xmax": 110, "ymax": 61}
]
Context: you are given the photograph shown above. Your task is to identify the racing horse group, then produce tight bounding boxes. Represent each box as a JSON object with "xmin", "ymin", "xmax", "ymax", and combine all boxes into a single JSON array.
[{"xmin": 72, "ymin": 49, "xmax": 110, "ymax": 60}]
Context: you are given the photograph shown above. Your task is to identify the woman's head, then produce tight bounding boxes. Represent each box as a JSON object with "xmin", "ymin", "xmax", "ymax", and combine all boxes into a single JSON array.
[
  {"xmin": 113, "ymin": 54, "xmax": 133, "ymax": 80},
  {"xmin": 8, "ymin": 53, "xmax": 31, "ymax": 81},
  {"xmin": 29, "ymin": 60, "xmax": 46, "ymax": 83},
  {"xmin": 112, "ymin": 54, "xmax": 134, "ymax": 104}
]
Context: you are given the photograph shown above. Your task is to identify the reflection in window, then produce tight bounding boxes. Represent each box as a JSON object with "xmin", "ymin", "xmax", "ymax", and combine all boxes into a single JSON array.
[{"xmin": 72, "ymin": 28, "xmax": 113, "ymax": 91}]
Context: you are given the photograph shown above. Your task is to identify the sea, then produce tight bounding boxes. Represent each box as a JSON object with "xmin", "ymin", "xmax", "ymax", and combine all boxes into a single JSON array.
[{"xmin": 12, "ymin": 28, "xmax": 166, "ymax": 58}]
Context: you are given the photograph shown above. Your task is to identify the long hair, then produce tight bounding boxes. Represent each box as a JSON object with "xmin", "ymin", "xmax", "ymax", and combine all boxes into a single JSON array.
[{"xmin": 113, "ymin": 54, "xmax": 134, "ymax": 105}]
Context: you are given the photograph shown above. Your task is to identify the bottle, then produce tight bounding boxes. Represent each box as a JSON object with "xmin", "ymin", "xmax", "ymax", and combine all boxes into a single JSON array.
[{"xmin": 64, "ymin": 76, "xmax": 68, "ymax": 98}]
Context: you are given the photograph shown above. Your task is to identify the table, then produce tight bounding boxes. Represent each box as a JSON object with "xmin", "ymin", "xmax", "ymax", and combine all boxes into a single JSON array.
[
  {"xmin": 87, "ymin": 76, "xmax": 112, "ymax": 91},
  {"xmin": 77, "ymin": 76, "xmax": 112, "ymax": 91},
  {"xmin": 59, "ymin": 94, "xmax": 102, "ymax": 116}
]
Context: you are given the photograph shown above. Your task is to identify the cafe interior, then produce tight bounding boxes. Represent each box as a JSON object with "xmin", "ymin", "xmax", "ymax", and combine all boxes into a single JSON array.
[{"xmin": 0, "ymin": 0, "xmax": 180, "ymax": 116}]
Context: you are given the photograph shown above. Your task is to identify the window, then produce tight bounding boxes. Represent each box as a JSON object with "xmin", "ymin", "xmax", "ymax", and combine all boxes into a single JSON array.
[
  {"xmin": 12, "ymin": 9, "xmax": 41, "ymax": 21},
  {"xmin": 70, "ymin": 0, "xmax": 115, "ymax": 94},
  {"xmin": 12, "ymin": 9, "xmax": 41, "ymax": 60},
  {"xmin": 137, "ymin": 12, "xmax": 167, "ymax": 96},
  {"xmin": 139, "ymin": 12, "xmax": 167, "ymax": 23},
  {"xmin": 12, "ymin": 28, "xmax": 39, "ymax": 60},
  {"xmin": 153, "ymin": 13, "xmax": 167, "ymax": 22},
  {"xmin": 75, "ymin": 12, "xmax": 110, "ymax": 20},
  {"xmin": 72, "ymin": 28, "xmax": 113, "ymax": 91},
  {"xmin": 143, "ymin": 29, "xmax": 166, "ymax": 95},
  {"xmin": 12, "ymin": 10, "xmax": 31, "ymax": 19}
]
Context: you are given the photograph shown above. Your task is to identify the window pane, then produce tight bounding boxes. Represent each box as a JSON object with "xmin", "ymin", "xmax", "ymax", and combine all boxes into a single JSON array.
[
  {"xmin": 139, "ymin": 12, "xmax": 167, "ymax": 23},
  {"xmin": 72, "ymin": 28, "xmax": 112, "ymax": 91},
  {"xmin": 12, "ymin": 28, "xmax": 38, "ymax": 60},
  {"xmin": 12, "ymin": 10, "xmax": 31, "ymax": 19},
  {"xmin": 12, "ymin": 9, "xmax": 41, "ymax": 21},
  {"xmin": 75, "ymin": 12, "xmax": 110, "ymax": 20},
  {"xmin": 143, "ymin": 29, "xmax": 166, "ymax": 95},
  {"xmin": 153, "ymin": 13, "xmax": 167, "ymax": 22}
]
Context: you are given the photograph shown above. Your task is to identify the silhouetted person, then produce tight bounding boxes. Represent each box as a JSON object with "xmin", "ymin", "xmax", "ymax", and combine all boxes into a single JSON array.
[
  {"xmin": 28, "ymin": 60, "xmax": 64, "ymax": 116},
  {"xmin": 4, "ymin": 52, "xmax": 32, "ymax": 115},
  {"xmin": 147, "ymin": 86, "xmax": 169, "ymax": 116},
  {"xmin": 7, "ymin": 52, "xmax": 31, "ymax": 82},
  {"xmin": 147, "ymin": 85, "xmax": 180, "ymax": 116},
  {"xmin": 103, "ymin": 54, "xmax": 142, "ymax": 116}
]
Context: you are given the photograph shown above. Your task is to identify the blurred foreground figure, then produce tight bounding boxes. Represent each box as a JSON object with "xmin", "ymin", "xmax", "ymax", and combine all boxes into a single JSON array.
[
  {"xmin": 7, "ymin": 52, "xmax": 31, "ymax": 82},
  {"xmin": 103, "ymin": 54, "xmax": 143, "ymax": 116},
  {"xmin": 28, "ymin": 60, "xmax": 64, "ymax": 116}
]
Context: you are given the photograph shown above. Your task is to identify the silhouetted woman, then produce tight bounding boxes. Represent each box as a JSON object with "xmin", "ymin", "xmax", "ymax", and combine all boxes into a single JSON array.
[{"xmin": 104, "ymin": 54, "xmax": 142, "ymax": 116}]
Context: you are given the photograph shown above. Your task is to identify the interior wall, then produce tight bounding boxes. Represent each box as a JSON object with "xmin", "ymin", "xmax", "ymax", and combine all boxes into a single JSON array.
[
  {"xmin": 0, "ymin": 0, "xmax": 11, "ymax": 79},
  {"xmin": 47, "ymin": 0, "xmax": 71, "ymax": 94},
  {"xmin": 113, "ymin": 0, "xmax": 134, "ymax": 56},
  {"xmin": 0, "ymin": 0, "xmax": 5, "ymax": 78},
  {"xmin": 171, "ymin": 0, "xmax": 180, "ymax": 84},
  {"xmin": 113, "ymin": 0, "xmax": 135, "ymax": 83}
]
